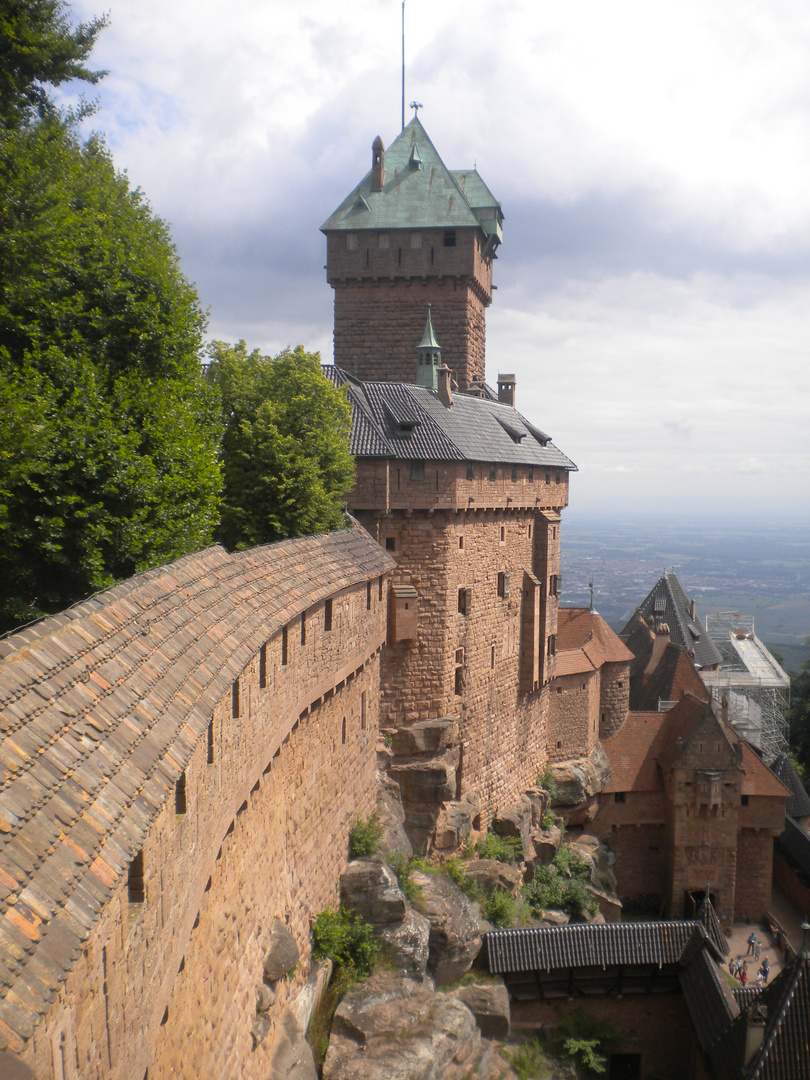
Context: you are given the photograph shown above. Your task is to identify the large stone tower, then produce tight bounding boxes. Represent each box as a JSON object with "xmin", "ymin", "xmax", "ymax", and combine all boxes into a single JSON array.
[{"xmin": 321, "ymin": 116, "xmax": 503, "ymax": 390}]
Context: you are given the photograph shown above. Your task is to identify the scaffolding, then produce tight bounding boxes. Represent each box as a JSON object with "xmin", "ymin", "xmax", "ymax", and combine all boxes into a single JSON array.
[{"xmin": 702, "ymin": 612, "xmax": 790, "ymax": 763}]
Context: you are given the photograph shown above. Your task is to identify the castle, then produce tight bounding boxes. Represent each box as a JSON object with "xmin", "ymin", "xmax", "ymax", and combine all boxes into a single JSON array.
[{"xmin": 0, "ymin": 116, "xmax": 794, "ymax": 1079}]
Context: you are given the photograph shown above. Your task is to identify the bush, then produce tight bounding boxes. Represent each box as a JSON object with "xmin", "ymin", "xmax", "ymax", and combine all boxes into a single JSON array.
[
  {"xmin": 500, "ymin": 1037, "xmax": 551, "ymax": 1080},
  {"xmin": 541, "ymin": 808, "xmax": 557, "ymax": 831},
  {"xmin": 389, "ymin": 854, "xmax": 426, "ymax": 906},
  {"xmin": 482, "ymin": 887, "xmax": 517, "ymax": 928},
  {"xmin": 476, "ymin": 831, "xmax": 523, "ymax": 864},
  {"xmin": 537, "ymin": 762, "xmax": 560, "ymax": 799},
  {"xmin": 348, "ymin": 813, "xmax": 383, "ymax": 857},
  {"xmin": 311, "ymin": 906, "xmax": 380, "ymax": 976},
  {"xmin": 550, "ymin": 1009, "xmax": 617, "ymax": 1075},
  {"xmin": 522, "ymin": 848, "xmax": 597, "ymax": 920},
  {"xmin": 444, "ymin": 857, "xmax": 482, "ymax": 902}
]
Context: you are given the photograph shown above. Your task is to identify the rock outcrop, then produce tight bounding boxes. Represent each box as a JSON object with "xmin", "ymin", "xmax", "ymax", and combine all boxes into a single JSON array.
[
  {"xmin": 263, "ymin": 919, "xmax": 300, "ymax": 982},
  {"xmin": 410, "ymin": 870, "xmax": 482, "ymax": 985},
  {"xmin": 378, "ymin": 909, "xmax": 432, "ymax": 976},
  {"xmin": 549, "ymin": 745, "xmax": 611, "ymax": 806},
  {"xmin": 453, "ymin": 981, "xmax": 511, "ymax": 1038},
  {"xmin": 339, "ymin": 856, "xmax": 407, "ymax": 925}
]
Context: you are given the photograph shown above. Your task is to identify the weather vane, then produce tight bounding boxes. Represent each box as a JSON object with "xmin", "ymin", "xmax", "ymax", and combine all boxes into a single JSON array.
[{"xmin": 410, "ymin": 101, "xmax": 423, "ymax": 117}]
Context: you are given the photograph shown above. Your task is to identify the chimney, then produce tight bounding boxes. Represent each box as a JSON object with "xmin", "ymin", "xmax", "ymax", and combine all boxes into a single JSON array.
[
  {"xmin": 497, "ymin": 374, "xmax": 515, "ymax": 407},
  {"xmin": 438, "ymin": 365, "xmax": 453, "ymax": 408},
  {"xmin": 721, "ymin": 694, "xmax": 729, "ymax": 725},
  {"xmin": 689, "ymin": 598, "xmax": 696, "ymax": 621},
  {"xmin": 371, "ymin": 135, "xmax": 385, "ymax": 193},
  {"xmin": 743, "ymin": 1004, "xmax": 768, "ymax": 1067}
]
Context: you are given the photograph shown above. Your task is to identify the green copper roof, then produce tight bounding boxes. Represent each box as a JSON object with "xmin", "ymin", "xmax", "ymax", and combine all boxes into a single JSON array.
[
  {"xmin": 417, "ymin": 308, "xmax": 440, "ymax": 350},
  {"xmin": 321, "ymin": 117, "xmax": 497, "ymax": 233}
]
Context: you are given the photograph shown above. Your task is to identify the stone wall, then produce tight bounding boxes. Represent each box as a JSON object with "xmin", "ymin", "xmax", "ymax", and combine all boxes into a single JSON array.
[
  {"xmin": 12, "ymin": 538, "xmax": 391, "ymax": 1080},
  {"xmin": 599, "ymin": 662, "xmax": 630, "ymax": 739},
  {"xmin": 326, "ymin": 227, "xmax": 492, "ymax": 388},
  {"xmin": 734, "ymin": 827, "xmax": 775, "ymax": 921},
  {"xmin": 548, "ymin": 671, "xmax": 599, "ymax": 762}
]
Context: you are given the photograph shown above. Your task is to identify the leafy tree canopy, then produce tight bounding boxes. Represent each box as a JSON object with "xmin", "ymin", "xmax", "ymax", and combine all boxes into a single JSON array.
[
  {"xmin": 0, "ymin": 0, "xmax": 107, "ymax": 130},
  {"xmin": 206, "ymin": 342, "xmax": 355, "ymax": 549},
  {"xmin": 0, "ymin": 119, "xmax": 222, "ymax": 633},
  {"xmin": 789, "ymin": 641, "xmax": 810, "ymax": 782}
]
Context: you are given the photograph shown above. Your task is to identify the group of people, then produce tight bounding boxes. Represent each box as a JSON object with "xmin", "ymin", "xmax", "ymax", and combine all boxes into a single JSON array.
[{"xmin": 728, "ymin": 933, "xmax": 771, "ymax": 988}]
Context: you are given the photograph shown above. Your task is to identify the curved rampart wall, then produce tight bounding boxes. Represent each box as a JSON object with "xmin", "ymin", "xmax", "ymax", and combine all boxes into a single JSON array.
[{"xmin": 0, "ymin": 525, "xmax": 393, "ymax": 1080}]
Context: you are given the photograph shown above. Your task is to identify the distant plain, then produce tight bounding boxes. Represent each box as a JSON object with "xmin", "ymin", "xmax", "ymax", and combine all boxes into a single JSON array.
[{"xmin": 560, "ymin": 513, "xmax": 810, "ymax": 673}]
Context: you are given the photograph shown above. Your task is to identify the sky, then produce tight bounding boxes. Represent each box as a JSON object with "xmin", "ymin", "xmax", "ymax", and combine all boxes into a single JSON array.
[{"xmin": 66, "ymin": 0, "xmax": 810, "ymax": 519}]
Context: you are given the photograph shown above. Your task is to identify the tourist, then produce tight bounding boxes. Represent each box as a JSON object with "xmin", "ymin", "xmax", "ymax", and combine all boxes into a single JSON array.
[
  {"xmin": 754, "ymin": 939, "xmax": 762, "ymax": 961},
  {"xmin": 761, "ymin": 957, "xmax": 770, "ymax": 983},
  {"xmin": 740, "ymin": 963, "xmax": 748, "ymax": 987},
  {"xmin": 747, "ymin": 932, "xmax": 757, "ymax": 955}
]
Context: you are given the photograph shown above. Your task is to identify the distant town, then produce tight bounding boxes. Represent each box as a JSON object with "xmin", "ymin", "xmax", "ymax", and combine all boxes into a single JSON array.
[{"xmin": 561, "ymin": 513, "xmax": 810, "ymax": 672}]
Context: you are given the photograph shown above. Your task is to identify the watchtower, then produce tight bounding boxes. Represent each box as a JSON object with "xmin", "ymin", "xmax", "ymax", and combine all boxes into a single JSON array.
[{"xmin": 321, "ymin": 117, "xmax": 503, "ymax": 389}]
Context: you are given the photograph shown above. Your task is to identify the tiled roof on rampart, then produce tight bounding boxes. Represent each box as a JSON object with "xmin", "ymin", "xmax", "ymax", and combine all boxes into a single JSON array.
[
  {"xmin": 486, "ymin": 921, "xmax": 710, "ymax": 974},
  {"xmin": 0, "ymin": 523, "xmax": 393, "ymax": 1049},
  {"xmin": 771, "ymin": 754, "xmax": 810, "ymax": 819},
  {"xmin": 554, "ymin": 609, "xmax": 633, "ymax": 675},
  {"xmin": 680, "ymin": 946, "xmax": 739, "ymax": 1050},
  {"xmin": 325, "ymin": 367, "xmax": 577, "ymax": 470}
]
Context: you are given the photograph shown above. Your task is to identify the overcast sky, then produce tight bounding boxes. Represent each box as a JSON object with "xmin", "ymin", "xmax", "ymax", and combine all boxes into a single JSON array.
[{"xmin": 68, "ymin": 0, "xmax": 810, "ymax": 519}]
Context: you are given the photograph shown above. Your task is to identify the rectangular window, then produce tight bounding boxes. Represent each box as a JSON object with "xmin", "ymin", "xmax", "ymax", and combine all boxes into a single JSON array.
[
  {"xmin": 325, "ymin": 598, "xmax": 333, "ymax": 631},
  {"xmin": 385, "ymin": 536, "xmax": 395, "ymax": 551},
  {"xmin": 410, "ymin": 232, "xmax": 422, "ymax": 248},
  {"xmin": 175, "ymin": 772, "xmax": 187, "ymax": 815},
  {"xmin": 361, "ymin": 691, "xmax": 367, "ymax": 731},
  {"xmin": 346, "ymin": 232, "xmax": 358, "ymax": 250},
  {"xmin": 458, "ymin": 535, "xmax": 464, "ymax": 550},
  {"xmin": 528, "ymin": 525, "xmax": 533, "ymax": 539},
  {"xmin": 497, "ymin": 571, "xmax": 510, "ymax": 598},
  {"xmin": 489, "ymin": 463, "xmax": 496, "ymax": 481},
  {"xmin": 300, "ymin": 612, "xmax": 306, "ymax": 646},
  {"xmin": 500, "ymin": 525, "xmax": 506, "ymax": 543},
  {"xmin": 528, "ymin": 466, "xmax": 534, "ymax": 482},
  {"xmin": 207, "ymin": 720, "xmax": 214, "ymax": 765},
  {"xmin": 232, "ymin": 680, "xmax": 240, "ymax": 718},
  {"xmin": 556, "ymin": 469, "xmax": 561, "ymax": 484},
  {"xmin": 547, "ymin": 634, "xmax": 557, "ymax": 657},
  {"xmin": 443, "ymin": 230, "xmax": 456, "ymax": 247},
  {"xmin": 409, "ymin": 460, "xmax": 425, "ymax": 482},
  {"xmin": 454, "ymin": 666, "xmax": 463, "ymax": 695},
  {"xmin": 741, "ymin": 794, "xmax": 750, "ymax": 807},
  {"xmin": 614, "ymin": 792, "xmax": 626, "ymax": 804},
  {"xmin": 511, "ymin": 465, "xmax": 517, "ymax": 482},
  {"xmin": 378, "ymin": 576, "xmax": 383, "ymax": 601},
  {"xmin": 549, "ymin": 574, "xmax": 558, "ymax": 597},
  {"xmin": 491, "ymin": 645, "xmax": 496, "ymax": 669},
  {"xmin": 466, "ymin": 462, "xmax": 474, "ymax": 480},
  {"xmin": 281, "ymin": 626, "xmax": 288, "ymax": 666},
  {"xmin": 259, "ymin": 643, "xmax": 267, "ymax": 688},
  {"xmin": 458, "ymin": 587, "xmax": 472, "ymax": 615},
  {"xmin": 546, "ymin": 469, "xmax": 551, "ymax": 483},
  {"xmin": 378, "ymin": 232, "xmax": 390, "ymax": 249},
  {"xmin": 128, "ymin": 851, "xmax": 145, "ymax": 904},
  {"xmin": 366, "ymin": 582, "xmax": 372, "ymax": 610}
]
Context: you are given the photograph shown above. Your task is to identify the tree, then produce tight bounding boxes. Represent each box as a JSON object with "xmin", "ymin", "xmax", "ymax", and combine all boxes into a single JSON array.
[
  {"xmin": 0, "ymin": 119, "xmax": 222, "ymax": 632},
  {"xmin": 0, "ymin": 0, "xmax": 107, "ymax": 130},
  {"xmin": 789, "ymin": 641, "xmax": 810, "ymax": 782},
  {"xmin": 206, "ymin": 342, "xmax": 355, "ymax": 549}
]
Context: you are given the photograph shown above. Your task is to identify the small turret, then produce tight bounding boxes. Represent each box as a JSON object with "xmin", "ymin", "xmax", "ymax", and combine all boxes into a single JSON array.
[{"xmin": 416, "ymin": 308, "xmax": 441, "ymax": 389}]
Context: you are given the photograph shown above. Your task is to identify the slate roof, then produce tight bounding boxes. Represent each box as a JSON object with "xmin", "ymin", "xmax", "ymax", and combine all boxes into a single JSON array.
[
  {"xmin": 0, "ymin": 523, "xmax": 394, "ymax": 1051},
  {"xmin": 775, "ymin": 815, "xmax": 810, "ymax": 879},
  {"xmin": 321, "ymin": 117, "xmax": 500, "ymax": 234},
  {"xmin": 325, "ymin": 368, "xmax": 576, "ymax": 469},
  {"xmin": 554, "ymin": 608, "xmax": 634, "ymax": 676},
  {"xmin": 628, "ymin": 572, "xmax": 723, "ymax": 670},
  {"xmin": 696, "ymin": 893, "xmax": 731, "ymax": 957},
  {"xmin": 771, "ymin": 754, "xmax": 810, "ymax": 819},
  {"xmin": 680, "ymin": 946, "xmax": 739, "ymax": 1050},
  {"xmin": 486, "ymin": 921, "xmax": 713, "ymax": 974}
]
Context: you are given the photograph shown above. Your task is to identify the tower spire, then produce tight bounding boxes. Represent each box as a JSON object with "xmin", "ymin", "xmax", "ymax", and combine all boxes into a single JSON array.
[{"xmin": 415, "ymin": 307, "xmax": 441, "ymax": 388}]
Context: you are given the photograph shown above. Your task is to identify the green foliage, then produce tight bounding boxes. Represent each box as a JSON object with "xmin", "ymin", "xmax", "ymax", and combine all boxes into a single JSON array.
[
  {"xmin": 537, "ymin": 762, "xmax": 560, "ymax": 799},
  {"xmin": 388, "ymin": 855, "xmax": 425, "ymax": 907},
  {"xmin": 790, "ymin": 647, "xmax": 810, "ymax": 778},
  {"xmin": 307, "ymin": 965, "xmax": 356, "ymax": 1070},
  {"xmin": 443, "ymin": 857, "xmax": 482, "ymax": 902},
  {"xmin": 475, "ymin": 831, "xmax": 523, "ymax": 864},
  {"xmin": 311, "ymin": 906, "xmax": 380, "ymax": 977},
  {"xmin": 482, "ymin": 887, "xmax": 517, "ymax": 929},
  {"xmin": 523, "ymin": 847, "xmax": 598, "ymax": 920},
  {"xmin": 0, "ymin": 120, "xmax": 220, "ymax": 632},
  {"xmin": 205, "ymin": 341, "xmax": 355, "ymax": 549},
  {"xmin": 0, "ymin": 0, "xmax": 107, "ymax": 130},
  {"xmin": 550, "ymin": 1010, "xmax": 617, "ymax": 1076},
  {"xmin": 541, "ymin": 808, "xmax": 557, "ymax": 831},
  {"xmin": 348, "ymin": 813, "xmax": 383, "ymax": 857},
  {"xmin": 500, "ymin": 1037, "xmax": 551, "ymax": 1080}
]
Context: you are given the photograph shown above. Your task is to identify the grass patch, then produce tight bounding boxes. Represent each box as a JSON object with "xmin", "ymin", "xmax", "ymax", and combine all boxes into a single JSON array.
[
  {"xmin": 537, "ymin": 762, "xmax": 560, "ymax": 800},
  {"xmin": 482, "ymin": 887, "xmax": 517, "ymax": 928},
  {"xmin": 348, "ymin": 812, "xmax": 383, "ymax": 857},
  {"xmin": 307, "ymin": 965, "xmax": 356, "ymax": 1071},
  {"xmin": 389, "ymin": 854, "xmax": 426, "ymax": 907},
  {"xmin": 501, "ymin": 1036, "xmax": 555, "ymax": 1079},
  {"xmin": 476, "ymin": 831, "xmax": 523, "ymax": 864}
]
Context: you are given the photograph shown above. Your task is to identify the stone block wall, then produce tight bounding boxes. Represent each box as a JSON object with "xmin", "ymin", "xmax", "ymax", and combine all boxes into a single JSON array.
[
  {"xmin": 548, "ymin": 671, "xmax": 599, "ymax": 761},
  {"xmin": 326, "ymin": 227, "xmax": 492, "ymax": 388},
  {"xmin": 21, "ymin": 576, "xmax": 387, "ymax": 1080},
  {"xmin": 734, "ymin": 828, "xmax": 775, "ymax": 920},
  {"xmin": 599, "ymin": 662, "xmax": 630, "ymax": 739}
]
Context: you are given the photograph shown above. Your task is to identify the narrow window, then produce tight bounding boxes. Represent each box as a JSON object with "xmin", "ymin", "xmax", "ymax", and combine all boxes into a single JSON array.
[
  {"xmin": 128, "ymin": 851, "xmax": 145, "ymax": 904},
  {"xmin": 341, "ymin": 717, "xmax": 347, "ymax": 745},
  {"xmin": 549, "ymin": 574, "xmax": 558, "ymax": 597},
  {"xmin": 366, "ymin": 248, "xmax": 369, "ymax": 266},
  {"xmin": 301, "ymin": 611, "xmax": 306, "ymax": 646},
  {"xmin": 511, "ymin": 465, "xmax": 517, "ymax": 482},
  {"xmin": 741, "ymin": 794, "xmax": 750, "ymax": 807},
  {"xmin": 500, "ymin": 525, "xmax": 505, "ymax": 542},
  {"xmin": 232, "ymin": 680, "xmax": 240, "ymax": 718},
  {"xmin": 458, "ymin": 535, "xmax": 464, "ymax": 550},
  {"xmin": 497, "ymin": 572, "xmax": 510, "ymax": 599},
  {"xmin": 458, "ymin": 587, "xmax": 471, "ymax": 615},
  {"xmin": 397, "ymin": 469, "xmax": 400, "ymax": 490},
  {"xmin": 378, "ymin": 577, "xmax": 383, "ymax": 601},
  {"xmin": 175, "ymin": 771, "xmax": 187, "ymax": 815},
  {"xmin": 430, "ymin": 246, "xmax": 434, "ymax": 264},
  {"xmin": 466, "ymin": 462, "xmax": 474, "ymax": 480},
  {"xmin": 455, "ymin": 666, "xmax": 463, "ymax": 696},
  {"xmin": 491, "ymin": 645, "xmax": 496, "ymax": 669},
  {"xmin": 281, "ymin": 626, "xmax": 288, "ymax": 666},
  {"xmin": 546, "ymin": 469, "xmax": 551, "ymax": 484},
  {"xmin": 443, "ymin": 230, "xmax": 456, "ymax": 247},
  {"xmin": 556, "ymin": 469, "xmax": 561, "ymax": 484},
  {"xmin": 528, "ymin": 466, "xmax": 534, "ymax": 482},
  {"xmin": 409, "ymin": 460, "xmax": 425, "ymax": 482},
  {"xmin": 398, "ymin": 247, "xmax": 402, "ymax": 266},
  {"xmin": 259, "ymin": 644, "xmax": 267, "ymax": 688},
  {"xmin": 528, "ymin": 524, "xmax": 533, "ymax": 539},
  {"xmin": 489, "ymin": 463, "xmax": 496, "ymax": 481},
  {"xmin": 207, "ymin": 719, "xmax": 214, "ymax": 764},
  {"xmin": 385, "ymin": 536, "xmax": 395, "ymax": 551},
  {"xmin": 435, "ymin": 469, "xmax": 439, "ymax": 491},
  {"xmin": 361, "ymin": 691, "xmax": 367, "ymax": 731},
  {"xmin": 366, "ymin": 582, "xmax": 372, "ymax": 610},
  {"xmin": 325, "ymin": 598, "xmax": 333, "ymax": 630}
]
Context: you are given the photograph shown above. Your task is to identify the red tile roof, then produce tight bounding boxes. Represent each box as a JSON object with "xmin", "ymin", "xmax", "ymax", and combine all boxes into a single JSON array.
[
  {"xmin": 555, "ymin": 608, "xmax": 634, "ymax": 677},
  {"xmin": 0, "ymin": 523, "xmax": 394, "ymax": 1050},
  {"xmin": 602, "ymin": 711, "xmax": 667, "ymax": 792}
]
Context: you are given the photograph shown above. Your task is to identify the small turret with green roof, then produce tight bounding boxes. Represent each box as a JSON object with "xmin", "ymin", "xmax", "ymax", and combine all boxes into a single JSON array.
[{"xmin": 415, "ymin": 307, "xmax": 441, "ymax": 388}]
